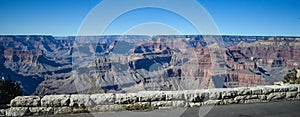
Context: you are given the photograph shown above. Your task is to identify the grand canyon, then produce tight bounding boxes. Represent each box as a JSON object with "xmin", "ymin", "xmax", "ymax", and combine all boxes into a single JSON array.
[{"xmin": 1, "ymin": 35, "xmax": 299, "ymax": 95}]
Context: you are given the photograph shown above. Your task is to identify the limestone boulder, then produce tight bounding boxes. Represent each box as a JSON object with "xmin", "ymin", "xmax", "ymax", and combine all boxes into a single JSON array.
[
  {"xmin": 208, "ymin": 89, "xmax": 222, "ymax": 100},
  {"xmin": 87, "ymin": 105, "xmax": 123, "ymax": 112},
  {"xmin": 222, "ymin": 90, "xmax": 238, "ymax": 99},
  {"xmin": 53, "ymin": 107, "xmax": 73, "ymax": 114},
  {"xmin": 41, "ymin": 95, "xmax": 70, "ymax": 107},
  {"xmin": 184, "ymin": 90, "xmax": 208, "ymax": 102},
  {"xmin": 261, "ymin": 86, "xmax": 274, "ymax": 95},
  {"xmin": 10, "ymin": 96, "xmax": 41, "ymax": 107},
  {"xmin": 286, "ymin": 92, "xmax": 298, "ymax": 98},
  {"xmin": 137, "ymin": 91, "xmax": 166, "ymax": 102},
  {"xmin": 115, "ymin": 93, "xmax": 138, "ymax": 104},
  {"xmin": 151, "ymin": 101, "xmax": 172, "ymax": 107},
  {"xmin": 165, "ymin": 91, "xmax": 185, "ymax": 101},
  {"xmin": 6, "ymin": 107, "xmax": 29, "ymax": 116},
  {"xmin": 69, "ymin": 94, "xmax": 93, "ymax": 107},
  {"xmin": 90, "ymin": 93, "xmax": 115, "ymax": 105},
  {"xmin": 267, "ymin": 92, "xmax": 286, "ymax": 100},
  {"xmin": 28, "ymin": 107, "xmax": 53, "ymax": 115},
  {"xmin": 172, "ymin": 101, "xmax": 186, "ymax": 107},
  {"xmin": 237, "ymin": 87, "xmax": 251, "ymax": 95},
  {"xmin": 250, "ymin": 87, "xmax": 262, "ymax": 95}
]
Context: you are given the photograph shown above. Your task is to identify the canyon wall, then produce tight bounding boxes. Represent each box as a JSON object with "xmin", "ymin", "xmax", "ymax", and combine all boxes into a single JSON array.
[{"xmin": 1, "ymin": 35, "xmax": 300, "ymax": 95}]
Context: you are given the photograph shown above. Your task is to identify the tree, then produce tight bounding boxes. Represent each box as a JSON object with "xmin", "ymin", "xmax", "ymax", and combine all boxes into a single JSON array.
[
  {"xmin": 283, "ymin": 68, "xmax": 300, "ymax": 84},
  {"xmin": 0, "ymin": 75, "xmax": 22, "ymax": 104}
]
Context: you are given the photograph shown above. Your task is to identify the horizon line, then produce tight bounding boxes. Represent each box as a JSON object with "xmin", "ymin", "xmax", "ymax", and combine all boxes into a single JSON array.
[{"xmin": 0, "ymin": 34, "xmax": 300, "ymax": 38}]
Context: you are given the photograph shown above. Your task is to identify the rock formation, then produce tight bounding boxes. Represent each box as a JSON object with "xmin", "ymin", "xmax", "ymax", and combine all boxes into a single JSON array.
[{"xmin": 0, "ymin": 35, "xmax": 299, "ymax": 95}]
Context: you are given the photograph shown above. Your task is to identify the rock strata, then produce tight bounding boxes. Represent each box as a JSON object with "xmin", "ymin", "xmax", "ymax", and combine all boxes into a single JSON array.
[{"xmin": 1, "ymin": 35, "xmax": 300, "ymax": 95}]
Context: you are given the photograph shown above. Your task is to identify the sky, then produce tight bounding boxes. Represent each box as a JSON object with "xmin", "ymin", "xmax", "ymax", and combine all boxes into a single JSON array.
[{"xmin": 0, "ymin": 0, "xmax": 299, "ymax": 36}]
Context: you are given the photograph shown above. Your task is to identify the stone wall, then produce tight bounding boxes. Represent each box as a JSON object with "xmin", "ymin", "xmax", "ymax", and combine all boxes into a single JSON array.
[{"xmin": 1, "ymin": 84, "xmax": 300, "ymax": 116}]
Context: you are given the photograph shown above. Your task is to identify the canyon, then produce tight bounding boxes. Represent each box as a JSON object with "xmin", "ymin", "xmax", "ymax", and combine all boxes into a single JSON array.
[{"xmin": 0, "ymin": 35, "xmax": 299, "ymax": 95}]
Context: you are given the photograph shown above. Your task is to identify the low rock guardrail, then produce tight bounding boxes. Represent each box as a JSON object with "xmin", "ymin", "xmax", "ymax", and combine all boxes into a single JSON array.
[{"xmin": 1, "ymin": 84, "xmax": 300, "ymax": 116}]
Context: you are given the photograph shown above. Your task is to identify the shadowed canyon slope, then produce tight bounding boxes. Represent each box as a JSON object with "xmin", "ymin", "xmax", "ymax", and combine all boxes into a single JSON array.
[{"xmin": 0, "ymin": 35, "xmax": 299, "ymax": 95}]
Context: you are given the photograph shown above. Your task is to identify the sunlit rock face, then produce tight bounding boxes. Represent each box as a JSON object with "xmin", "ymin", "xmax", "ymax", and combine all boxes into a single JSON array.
[
  {"xmin": 0, "ymin": 35, "xmax": 299, "ymax": 95},
  {"xmin": 224, "ymin": 37, "xmax": 300, "ymax": 87}
]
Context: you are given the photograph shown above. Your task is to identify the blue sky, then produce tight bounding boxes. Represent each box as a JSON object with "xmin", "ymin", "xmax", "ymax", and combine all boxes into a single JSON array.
[{"xmin": 0, "ymin": 0, "xmax": 299, "ymax": 36}]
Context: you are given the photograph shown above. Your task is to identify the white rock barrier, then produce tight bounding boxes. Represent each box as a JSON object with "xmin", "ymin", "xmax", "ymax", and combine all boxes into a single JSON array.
[{"xmin": 1, "ymin": 84, "xmax": 300, "ymax": 116}]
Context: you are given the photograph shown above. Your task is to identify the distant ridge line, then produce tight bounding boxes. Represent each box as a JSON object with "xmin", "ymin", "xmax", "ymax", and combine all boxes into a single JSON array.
[{"xmin": 1, "ymin": 35, "xmax": 300, "ymax": 37}]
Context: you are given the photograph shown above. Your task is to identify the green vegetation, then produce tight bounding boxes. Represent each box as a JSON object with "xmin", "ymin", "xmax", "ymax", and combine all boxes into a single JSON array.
[
  {"xmin": 283, "ymin": 68, "xmax": 300, "ymax": 84},
  {"xmin": 0, "ymin": 75, "xmax": 22, "ymax": 104}
]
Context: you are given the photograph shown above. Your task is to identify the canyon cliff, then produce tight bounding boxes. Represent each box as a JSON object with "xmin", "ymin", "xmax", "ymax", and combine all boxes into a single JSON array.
[{"xmin": 0, "ymin": 35, "xmax": 299, "ymax": 95}]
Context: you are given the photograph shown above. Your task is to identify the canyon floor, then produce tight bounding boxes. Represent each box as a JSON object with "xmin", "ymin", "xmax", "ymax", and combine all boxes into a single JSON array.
[{"xmin": 28, "ymin": 100, "xmax": 300, "ymax": 117}]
